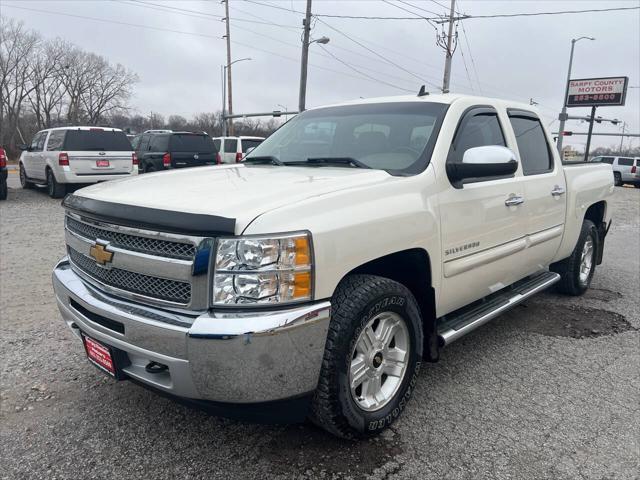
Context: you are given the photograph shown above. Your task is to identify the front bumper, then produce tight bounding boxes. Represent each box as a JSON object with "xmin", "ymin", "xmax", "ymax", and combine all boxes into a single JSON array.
[{"xmin": 52, "ymin": 257, "xmax": 331, "ymax": 405}]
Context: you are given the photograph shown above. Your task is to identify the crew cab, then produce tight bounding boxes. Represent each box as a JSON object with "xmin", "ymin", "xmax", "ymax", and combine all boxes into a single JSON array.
[
  {"xmin": 19, "ymin": 127, "xmax": 137, "ymax": 198},
  {"xmin": 52, "ymin": 94, "xmax": 613, "ymax": 438},
  {"xmin": 134, "ymin": 131, "xmax": 219, "ymax": 173}
]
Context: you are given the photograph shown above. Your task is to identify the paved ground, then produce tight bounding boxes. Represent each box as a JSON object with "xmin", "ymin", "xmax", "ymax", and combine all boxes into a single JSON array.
[{"xmin": 1, "ymin": 173, "xmax": 638, "ymax": 480}]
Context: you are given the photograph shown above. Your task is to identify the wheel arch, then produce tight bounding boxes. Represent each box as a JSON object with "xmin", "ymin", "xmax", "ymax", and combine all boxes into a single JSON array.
[{"xmin": 336, "ymin": 248, "xmax": 439, "ymax": 362}]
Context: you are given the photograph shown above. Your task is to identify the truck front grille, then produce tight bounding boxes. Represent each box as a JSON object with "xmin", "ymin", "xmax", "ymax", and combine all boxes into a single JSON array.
[
  {"xmin": 68, "ymin": 247, "xmax": 192, "ymax": 304},
  {"xmin": 66, "ymin": 216, "xmax": 195, "ymax": 260}
]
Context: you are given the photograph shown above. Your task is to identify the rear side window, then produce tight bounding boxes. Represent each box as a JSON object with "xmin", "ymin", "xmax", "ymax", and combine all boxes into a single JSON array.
[
  {"xmin": 130, "ymin": 135, "xmax": 141, "ymax": 150},
  {"xmin": 63, "ymin": 130, "xmax": 131, "ymax": 151},
  {"xmin": 600, "ymin": 157, "xmax": 614, "ymax": 164},
  {"xmin": 508, "ymin": 113, "xmax": 553, "ymax": 175},
  {"xmin": 448, "ymin": 109, "xmax": 505, "ymax": 164},
  {"xmin": 149, "ymin": 135, "xmax": 170, "ymax": 151},
  {"xmin": 46, "ymin": 131, "xmax": 66, "ymax": 151},
  {"xmin": 30, "ymin": 132, "xmax": 46, "ymax": 152},
  {"xmin": 138, "ymin": 134, "xmax": 151, "ymax": 152},
  {"xmin": 618, "ymin": 157, "xmax": 634, "ymax": 166},
  {"xmin": 224, "ymin": 139, "xmax": 238, "ymax": 153},
  {"xmin": 169, "ymin": 134, "xmax": 215, "ymax": 152},
  {"xmin": 241, "ymin": 139, "xmax": 262, "ymax": 152}
]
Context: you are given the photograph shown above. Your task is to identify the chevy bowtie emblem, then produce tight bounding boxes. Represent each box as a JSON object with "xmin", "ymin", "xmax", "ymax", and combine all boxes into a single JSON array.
[{"xmin": 90, "ymin": 243, "xmax": 114, "ymax": 265}]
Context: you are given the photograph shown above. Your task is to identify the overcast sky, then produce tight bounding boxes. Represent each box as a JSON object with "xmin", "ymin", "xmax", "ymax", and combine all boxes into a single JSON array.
[{"xmin": 1, "ymin": 0, "xmax": 639, "ymax": 150}]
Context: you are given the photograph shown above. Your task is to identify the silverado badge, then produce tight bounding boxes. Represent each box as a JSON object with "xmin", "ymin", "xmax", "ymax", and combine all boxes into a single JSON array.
[{"xmin": 89, "ymin": 243, "xmax": 114, "ymax": 266}]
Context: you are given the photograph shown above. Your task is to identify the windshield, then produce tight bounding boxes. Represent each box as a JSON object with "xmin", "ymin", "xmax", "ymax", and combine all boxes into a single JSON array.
[
  {"xmin": 63, "ymin": 130, "xmax": 132, "ymax": 151},
  {"xmin": 169, "ymin": 134, "xmax": 216, "ymax": 152},
  {"xmin": 245, "ymin": 102, "xmax": 447, "ymax": 174}
]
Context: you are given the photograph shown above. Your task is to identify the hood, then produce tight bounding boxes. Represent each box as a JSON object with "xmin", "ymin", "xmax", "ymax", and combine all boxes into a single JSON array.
[{"xmin": 73, "ymin": 164, "xmax": 395, "ymax": 233}]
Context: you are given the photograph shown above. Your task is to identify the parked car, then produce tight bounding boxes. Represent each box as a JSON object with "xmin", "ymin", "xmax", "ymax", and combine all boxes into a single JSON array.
[
  {"xmin": 0, "ymin": 146, "xmax": 7, "ymax": 200},
  {"xmin": 53, "ymin": 94, "xmax": 613, "ymax": 438},
  {"xmin": 18, "ymin": 127, "xmax": 137, "ymax": 198},
  {"xmin": 213, "ymin": 136, "xmax": 265, "ymax": 163},
  {"xmin": 134, "ymin": 131, "xmax": 219, "ymax": 173},
  {"xmin": 592, "ymin": 155, "xmax": 640, "ymax": 187}
]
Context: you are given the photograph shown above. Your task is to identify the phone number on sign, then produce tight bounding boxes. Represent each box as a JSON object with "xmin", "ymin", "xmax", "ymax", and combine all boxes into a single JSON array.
[{"xmin": 573, "ymin": 94, "xmax": 618, "ymax": 102}]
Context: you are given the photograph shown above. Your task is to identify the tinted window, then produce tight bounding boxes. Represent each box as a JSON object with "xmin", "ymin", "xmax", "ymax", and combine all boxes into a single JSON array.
[
  {"xmin": 63, "ymin": 130, "xmax": 131, "ymax": 151},
  {"xmin": 509, "ymin": 115, "xmax": 553, "ymax": 175},
  {"xmin": 169, "ymin": 134, "xmax": 215, "ymax": 152},
  {"xmin": 30, "ymin": 132, "xmax": 45, "ymax": 152},
  {"xmin": 46, "ymin": 131, "xmax": 66, "ymax": 151},
  {"xmin": 224, "ymin": 138, "xmax": 238, "ymax": 153},
  {"xmin": 448, "ymin": 111, "xmax": 505, "ymax": 164},
  {"xmin": 241, "ymin": 139, "xmax": 262, "ymax": 152},
  {"xmin": 213, "ymin": 139, "xmax": 221, "ymax": 151},
  {"xmin": 138, "ymin": 134, "xmax": 151, "ymax": 152},
  {"xmin": 618, "ymin": 157, "xmax": 634, "ymax": 166},
  {"xmin": 149, "ymin": 135, "xmax": 170, "ymax": 151},
  {"xmin": 130, "ymin": 135, "xmax": 141, "ymax": 150},
  {"xmin": 600, "ymin": 157, "xmax": 615, "ymax": 164},
  {"xmin": 246, "ymin": 102, "xmax": 448, "ymax": 174}
]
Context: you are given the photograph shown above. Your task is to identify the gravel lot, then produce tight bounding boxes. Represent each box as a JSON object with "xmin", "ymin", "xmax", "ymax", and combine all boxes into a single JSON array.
[{"xmin": 1, "ymin": 173, "xmax": 638, "ymax": 480}]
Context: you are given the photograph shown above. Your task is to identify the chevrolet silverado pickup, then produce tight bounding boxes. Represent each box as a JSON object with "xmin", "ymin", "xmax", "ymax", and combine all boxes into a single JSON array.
[{"xmin": 53, "ymin": 94, "xmax": 614, "ymax": 438}]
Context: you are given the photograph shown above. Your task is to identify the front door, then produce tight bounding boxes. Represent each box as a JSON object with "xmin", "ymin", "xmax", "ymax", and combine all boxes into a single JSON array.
[{"xmin": 438, "ymin": 106, "xmax": 528, "ymax": 315}]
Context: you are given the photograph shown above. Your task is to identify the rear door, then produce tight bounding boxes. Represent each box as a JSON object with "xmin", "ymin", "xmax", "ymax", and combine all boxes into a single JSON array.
[
  {"xmin": 169, "ymin": 134, "xmax": 216, "ymax": 168},
  {"xmin": 438, "ymin": 106, "xmax": 528, "ymax": 314},
  {"xmin": 507, "ymin": 109, "xmax": 566, "ymax": 270},
  {"xmin": 63, "ymin": 129, "xmax": 133, "ymax": 176},
  {"xmin": 222, "ymin": 137, "xmax": 238, "ymax": 163},
  {"xmin": 24, "ymin": 131, "xmax": 47, "ymax": 180}
]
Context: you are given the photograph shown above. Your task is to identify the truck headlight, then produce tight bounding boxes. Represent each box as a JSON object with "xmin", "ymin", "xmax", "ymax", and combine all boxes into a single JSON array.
[{"xmin": 212, "ymin": 232, "xmax": 313, "ymax": 306}]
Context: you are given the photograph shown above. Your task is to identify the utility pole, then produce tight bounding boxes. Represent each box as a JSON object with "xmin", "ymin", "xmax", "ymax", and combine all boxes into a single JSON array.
[
  {"xmin": 583, "ymin": 106, "xmax": 597, "ymax": 162},
  {"xmin": 298, "ymin": 0, "xmax": 313, "ymax": 112},
  {"xmin": 619, "ymin": 122, "xmax": 626, "ymax": 152},
  {"xmin": 223, "ymin": 0, "xmax": 234, "ymax": 135},
  {"xmin": 441, "ymin": 0, "xmax": 456, "ymax": 93},
  {"xmin": 221, "ymin": 65, "xmax": 227, "ymax": 136}
]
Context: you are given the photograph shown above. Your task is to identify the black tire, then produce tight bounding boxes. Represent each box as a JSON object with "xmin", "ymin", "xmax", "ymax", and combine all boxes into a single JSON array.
[
  {"xmin": 310, "ymin": 274, "xmax": 423, "ymax": 439},
  {"xmin": 19, "ymin": 163, "xmax": 34, "ymax": 189},
  {"xmin": 613, "ymin": 172, "xmax": 622, "ymax": 186},
  {"xmin": 551, "ymin": 219, "xmax": 598, "ymax": 296},
  {"xmin": 0, "ymin": 179, "xmax": 7, "ymax": 200},
  {"xmin": 634, "ymin": 184, "xmax": 640, "ymax": 189},
  {"xmin": 144, "ymin": 164, "xmax": 155, "ymax": 173},
  {"xmin": 46, "ymin": 169, "xmax": 66, "ymax": 199}
]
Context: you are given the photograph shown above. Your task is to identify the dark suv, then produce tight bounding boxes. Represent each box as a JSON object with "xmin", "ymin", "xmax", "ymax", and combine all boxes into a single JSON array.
[{"xmin": 134, "ymin": 131, "xmax": 219, "ymax": 173}]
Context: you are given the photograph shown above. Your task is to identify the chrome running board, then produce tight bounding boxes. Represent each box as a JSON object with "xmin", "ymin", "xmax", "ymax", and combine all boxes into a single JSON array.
[{"xmin": 437, "ymin": 271, "xmax": 560, "ymax": 346}]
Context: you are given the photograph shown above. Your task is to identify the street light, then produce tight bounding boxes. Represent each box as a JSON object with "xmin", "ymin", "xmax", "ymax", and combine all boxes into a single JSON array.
[
  {"xmin": 557, "ymin": 36, "xmax": 595, "ymax": 153},
  {"xmin": 221, "ymin": 57, "xmax": 252, "ymax": 136},
  {"xmin": 310, "ymin": 36, "xmax": 330, "ymax": 45}
]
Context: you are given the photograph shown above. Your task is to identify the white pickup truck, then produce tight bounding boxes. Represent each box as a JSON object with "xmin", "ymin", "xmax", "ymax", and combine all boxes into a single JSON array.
[{"xmin": 52, "ymin": 94, "xmax": 614, "ymax": 438}]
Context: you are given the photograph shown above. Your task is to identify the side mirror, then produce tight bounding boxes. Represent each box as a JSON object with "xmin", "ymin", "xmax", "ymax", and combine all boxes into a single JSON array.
[
  {"xmin": 447, "ymin": 145, "xmax": 518, "ymax": 187},
  {"xmin": 18, "ymin": 144, "xmax": 29, "ymax": 151}
]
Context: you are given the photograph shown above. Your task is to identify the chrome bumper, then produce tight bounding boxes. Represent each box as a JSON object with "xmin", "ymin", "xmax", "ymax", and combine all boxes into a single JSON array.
[{"xmin": 52, "ymin": 257, "xmax": 331, "ymax": 403}]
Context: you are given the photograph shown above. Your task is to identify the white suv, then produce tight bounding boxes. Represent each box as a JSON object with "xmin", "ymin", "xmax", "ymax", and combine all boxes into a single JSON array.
[
  {"xmin": 19, "ymin": 126, "xmax": 138, "ymax": 198},
  {"xmin": 213, "ymin": 136, "xmax": 264, "ymax": 164},
  {"xmin": 592, "ymin": 156, "xmax": 640, "ymax": 187}
]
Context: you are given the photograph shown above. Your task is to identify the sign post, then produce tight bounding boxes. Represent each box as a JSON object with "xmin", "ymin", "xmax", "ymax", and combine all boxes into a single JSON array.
[{"xmin": 563, "ymin": 76, "xmax": 628, "ymax": 161}]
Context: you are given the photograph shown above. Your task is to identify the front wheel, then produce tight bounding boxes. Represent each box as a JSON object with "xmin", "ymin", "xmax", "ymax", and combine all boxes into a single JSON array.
[
  {"xmin": 47, "ymin": 169, "xmax": 66, "ymax": 198},
  {"xmin": 551, "ymin": 219, "xmax": 598, "ymax": 296},
  {"xmin": 310, "ymin": 274, "xmax": 423, "ymax": 439}
]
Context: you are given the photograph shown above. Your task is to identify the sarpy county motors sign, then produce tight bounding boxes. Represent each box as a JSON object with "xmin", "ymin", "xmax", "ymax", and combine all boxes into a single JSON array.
[{"xmin": 566, "ymin": 76, "xmax": 628, "ymax": 107}]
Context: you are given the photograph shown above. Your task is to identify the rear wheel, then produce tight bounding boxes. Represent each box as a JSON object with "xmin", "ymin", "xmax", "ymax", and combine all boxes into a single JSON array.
[
  {"xmin": 19, "ymin": 163, "xmax": 34, "ymax": 189},
  {"xmin": 47, "ymin": 169, "xmax": 66, "ymax": 198},
  {"xmin": 551, "ymin": 219, "xmax": 598, "ymax": 296},
  {"xmin": 310, "ymin": 274, "xmax": 423, "ymax": 439},
  {"xmin": 613, "ymin": 172, "xmax": 622, "ymax": 186},
  {"xmin": 0, "ymin": 178, "xmax": 7, "ymax": 200}
]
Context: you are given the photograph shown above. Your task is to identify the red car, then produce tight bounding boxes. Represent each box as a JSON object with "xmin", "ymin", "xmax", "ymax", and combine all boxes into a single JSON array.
[{"xmin": 0, "ymin": 146, "xmax": 7, "ymax": 200}]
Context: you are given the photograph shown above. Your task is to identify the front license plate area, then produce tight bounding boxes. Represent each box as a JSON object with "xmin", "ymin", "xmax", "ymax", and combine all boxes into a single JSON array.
[
  {"xmin": 81, "ymin": 333, "xmax": 129, "ymax": 380},
  {"xmin": 96, "ymin": 159, "xmax": 110, "ymax": 167}
]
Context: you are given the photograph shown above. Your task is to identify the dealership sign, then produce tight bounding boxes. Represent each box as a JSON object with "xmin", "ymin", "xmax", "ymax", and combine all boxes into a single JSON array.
[{"xmin": 566, "ymin": 76, "xmax": 628, "ymax": 107}]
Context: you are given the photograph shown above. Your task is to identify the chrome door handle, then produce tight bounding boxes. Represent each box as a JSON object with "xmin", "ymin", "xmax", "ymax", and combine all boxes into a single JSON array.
[
  {"xmin": 551, "ymin": 185, "xmax": 566, "ymax": 196},
  {"xmin": 505, "ymin": 194, "xmax": 525, "ymax": 207}
]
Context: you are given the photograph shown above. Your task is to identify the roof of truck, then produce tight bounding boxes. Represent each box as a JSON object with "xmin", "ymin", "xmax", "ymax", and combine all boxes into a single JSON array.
[{"xmin": 317, "ymin": 93, "xmax": 540, "ymax": 115}]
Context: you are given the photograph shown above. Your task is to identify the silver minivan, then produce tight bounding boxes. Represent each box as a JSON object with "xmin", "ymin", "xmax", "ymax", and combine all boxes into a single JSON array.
[{"xmin": 593, "ymin": 156, "xmax": 640, "ymax": 187}]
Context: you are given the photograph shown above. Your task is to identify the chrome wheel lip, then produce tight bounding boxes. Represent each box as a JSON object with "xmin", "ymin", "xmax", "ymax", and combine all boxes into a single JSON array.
[
  {"xmin": 579, "ymin": 236, "xmax": 594, "ymax": 284},
  {"xmin": 348, "ymin": 311, "xmax": 410, "ymax": 412}
]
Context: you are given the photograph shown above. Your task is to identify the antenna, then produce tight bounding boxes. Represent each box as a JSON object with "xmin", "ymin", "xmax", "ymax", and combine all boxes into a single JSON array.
[{"xmin": 418, "ymin": 85, "xmax": 429, "ymax": 97}]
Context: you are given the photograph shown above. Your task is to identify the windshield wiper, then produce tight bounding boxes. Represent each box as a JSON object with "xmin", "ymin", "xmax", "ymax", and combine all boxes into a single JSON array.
[
  {"xmin": 286, "ymin": 157, "xmax": 371, "ymax": 169},
  {"xmin": 243, "ymin": 156, "xmax": 284, "ymax": 166}
]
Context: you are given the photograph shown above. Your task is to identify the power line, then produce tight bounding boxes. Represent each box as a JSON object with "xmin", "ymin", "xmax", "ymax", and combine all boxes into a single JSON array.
[
  {"xmin": 457, "ymin": 33, "xmax": 475, "ymax": 93},
  {"xmin": 242, "ymin": 3, "xmax": 639, "ymax": 20},
  {"xmin": 396, "ymin": 0, "xmax": 442, "ymax": 17},
  {"xmin": 318, "ymin": 45, "xmax": 415, "ymax": 93}
]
